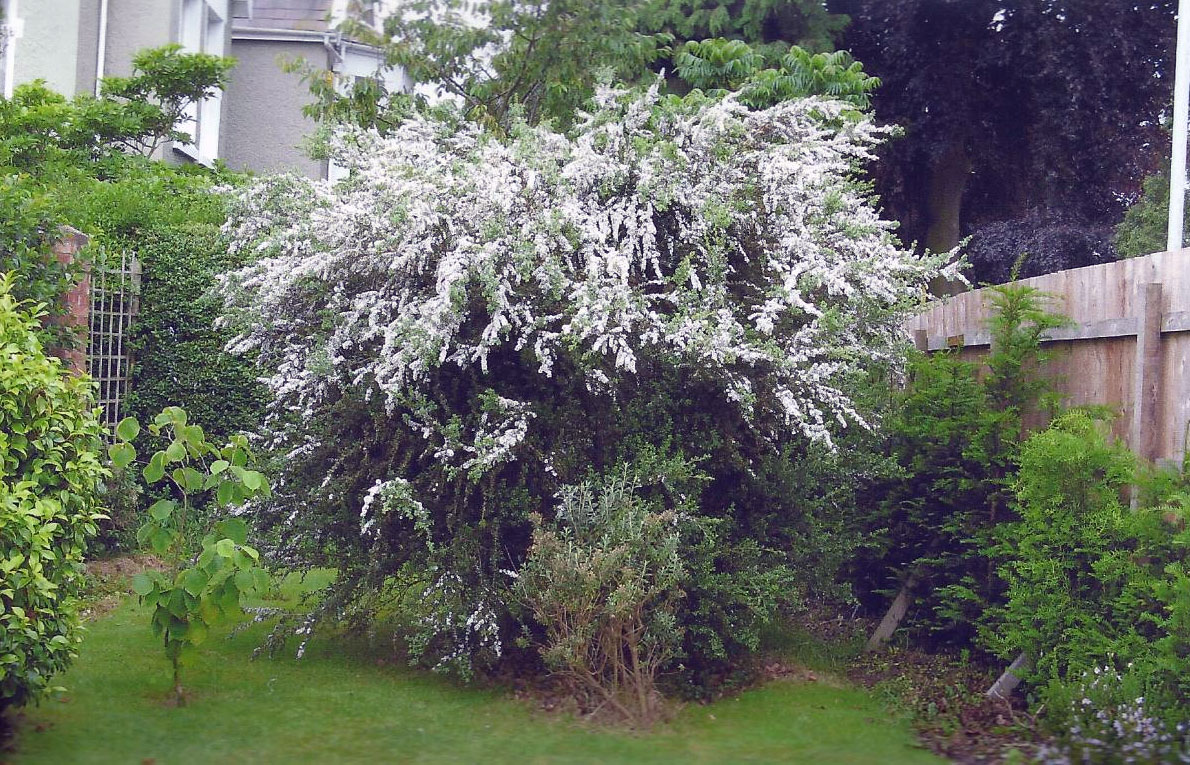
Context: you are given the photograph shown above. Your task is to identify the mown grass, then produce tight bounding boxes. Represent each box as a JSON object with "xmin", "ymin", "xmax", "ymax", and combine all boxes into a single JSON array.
[{"xmin": 6, "ymin": 590, "xmax": 941, "ymax": 765}]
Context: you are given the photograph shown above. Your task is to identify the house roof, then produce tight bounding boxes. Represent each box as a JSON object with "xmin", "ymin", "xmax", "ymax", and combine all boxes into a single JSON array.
[{"xmin": 234, "ymin": 0, "xmax": 335, "ymax": 33}]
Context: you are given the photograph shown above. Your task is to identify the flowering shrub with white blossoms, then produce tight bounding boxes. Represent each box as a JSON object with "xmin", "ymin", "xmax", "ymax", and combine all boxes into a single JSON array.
[
  {"xmin": 1037, "ymin": 665, "xmax": 1190, "ymax": 764},
  {"xmin": 220, "ymin": 82, "xmax": 952, "ymax": 678}
]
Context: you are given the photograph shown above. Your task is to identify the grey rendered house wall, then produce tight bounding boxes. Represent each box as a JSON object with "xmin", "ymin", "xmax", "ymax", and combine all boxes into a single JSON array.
[
  {"xmin": 100, "ymin": 0, "xmax": 176, "ymax": 80},
  {"xmin": 6, "ymin": 0, "xmax": 175, "ymax": 99},
  {"xmin": 73, "ymin": 0, "xmax": 100, "ymax": 95},
  {"xmin": 12, "ymin": 0, "xmax": 84, "ymax": 95},
  {"xmin": 219, "ymin": 37, "xmax": 327, "ymax": 178}
]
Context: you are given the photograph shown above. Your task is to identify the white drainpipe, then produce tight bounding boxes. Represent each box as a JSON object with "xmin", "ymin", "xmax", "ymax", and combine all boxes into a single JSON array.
[
  {"xmin": 2, "ymin": 0, "xmax": 20, "ymax": 98},
  {"xmin": 1169, "ymin": 0, "xmax": 1190, "ymax": 251},
  {"xmin": 94, "ymin": 0, "xmax": 108, "ymax": 95}
]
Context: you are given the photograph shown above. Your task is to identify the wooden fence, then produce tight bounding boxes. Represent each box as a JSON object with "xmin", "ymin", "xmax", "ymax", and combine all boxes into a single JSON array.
[{"xmin": 904, "ymin": 248, "xmax": 1190, "ymax": 465}]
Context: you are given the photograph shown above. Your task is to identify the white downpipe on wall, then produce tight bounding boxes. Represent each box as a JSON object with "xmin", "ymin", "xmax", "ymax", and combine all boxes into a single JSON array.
[
  {"xmin": 1168, "ymin": 0, "xmax": 1190, "ymax": 251},
  {"xmin": 2, "ymin": 0, "xmax": 19, "ymax": 98},
  {"xmin": 94, "ymin": 0, "xmax": 108, "ymax": 96}
]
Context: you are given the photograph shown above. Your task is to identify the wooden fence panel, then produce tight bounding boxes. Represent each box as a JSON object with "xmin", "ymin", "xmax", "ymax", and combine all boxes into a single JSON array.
[{"xmin": 905, "ymin": 248, "xmax": 1190, "ymax": 465}]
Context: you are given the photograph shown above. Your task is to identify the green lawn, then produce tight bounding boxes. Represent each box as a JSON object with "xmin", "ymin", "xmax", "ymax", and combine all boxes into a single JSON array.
[{"xmin": 6, "ymin": 597, "xmax": 941, "ymax": 764}]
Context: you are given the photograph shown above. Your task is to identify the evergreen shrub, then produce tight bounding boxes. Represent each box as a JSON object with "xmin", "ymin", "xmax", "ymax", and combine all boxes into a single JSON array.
[{"xmin": 0, "ymin": 274, "xmax": 106, "ymax": 709}]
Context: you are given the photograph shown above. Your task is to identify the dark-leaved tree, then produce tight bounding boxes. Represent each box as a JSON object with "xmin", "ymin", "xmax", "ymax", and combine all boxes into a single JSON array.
[{"xmin": 829, "ymin": 0, "xmax": 1176, "ymax": 281}]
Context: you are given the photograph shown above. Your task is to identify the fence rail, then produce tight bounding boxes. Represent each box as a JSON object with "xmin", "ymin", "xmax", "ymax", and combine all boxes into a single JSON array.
[{"xmin": 905, "ymin": 248, "xmax": 1190, "ymax": 465}]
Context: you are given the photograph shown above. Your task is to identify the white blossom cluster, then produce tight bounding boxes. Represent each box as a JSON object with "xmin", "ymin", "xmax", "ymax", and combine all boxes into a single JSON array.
[
  {"xmin": 1036, "ymin": 666, "xmax": 1190, "ymax": 764},
  {"xmin": 221, "ymin": 83, "xmax": 950, "ymax": 484}
]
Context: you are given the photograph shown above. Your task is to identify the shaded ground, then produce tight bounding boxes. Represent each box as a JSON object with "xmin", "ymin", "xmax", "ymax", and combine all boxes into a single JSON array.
[{"xmin": 848, "ymin": 648, "xmax": 1039, "ymax": 763}]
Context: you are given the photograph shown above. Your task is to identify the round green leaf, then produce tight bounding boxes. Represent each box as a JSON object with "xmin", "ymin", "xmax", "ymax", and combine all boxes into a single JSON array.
[
  {"xmin": 108, "ymin": 442, "xmax": 135, "ymax": 471},
  {"xmin": 143, "ymin": 453, "xmax": 166, "ymax": 484},
  {"xmin": 148, "ymin": 499, "xmax": 175, "ymax": 522},
  {"xmin": 214, "ymin": 518, "xmax": 249, "ymax": 545},
  {"xmin": 115, "ymin": 416, "xmax": 140, "ymax": 442},
  {"xmin": 165, "ymin": 440, "xmax": 187, "ymax": 463},
  {"xmin": 131, "ymin": 573, "xmax": 155, "ymax": 596},
  {"xmin": 182, "ymin": 568, "xmax": 209, "ymax": 596},
  {"xmin": 233, "ymin": 569, "xmax": 254, "ymax": 593},
  {"xmin": 242, "ymin": 470, "xmax": 264, "ymax": 492},
  {"xmin": 214, "ymin": 539, "xmax": 236, "ymax": 558},
  {"xmin": 182, "ymin": 466, "xmax": 204, "ymax": 492}
]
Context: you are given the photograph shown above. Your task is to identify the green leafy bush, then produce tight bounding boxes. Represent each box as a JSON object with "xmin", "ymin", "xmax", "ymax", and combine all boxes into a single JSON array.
[
  {"xmin": 990, "ymin": 411, "xmax": 1190, "ymax": 739},
  {"xmin": 857, "ymin": 283, "xmax": 1065, "ymax": 645},
  {"xmin": 109, "ymin": 406, "xmax": 271, "ymax": 704},
  {"xmin": 0, "ymin": 179, "xmax": 83, "ymax": 348},
  {"xmin": 989, "ymin": 411, "xmax": 1140, "ymax": 677},
  {"xmin": 1115, "ymin": 169, "xmax": 1189, "ymax": 259},
  {"xmin": 0, "ymin": 273, "xmax": 106, "ymax": 709},
  {"xmin": 516, "ymin": 467, "xmax": 686, "ymax": 725}
]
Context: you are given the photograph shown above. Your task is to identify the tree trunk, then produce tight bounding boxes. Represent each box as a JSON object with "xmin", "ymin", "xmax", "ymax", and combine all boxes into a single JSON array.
[{"xmin": 925, "ymin": 142, "xmax": 972, "ymax": 296}]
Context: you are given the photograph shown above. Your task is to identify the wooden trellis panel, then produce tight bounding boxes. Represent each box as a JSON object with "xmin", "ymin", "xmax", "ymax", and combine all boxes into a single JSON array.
[{"xmin": 88, "ymin": 251, "xmax": 141, "ymax": 429}]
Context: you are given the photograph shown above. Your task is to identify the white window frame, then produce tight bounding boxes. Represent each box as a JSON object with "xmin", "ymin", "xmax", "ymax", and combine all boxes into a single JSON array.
[{"xmin": 174, "ymin": 0, "xmax": 227, "ymax": 165}]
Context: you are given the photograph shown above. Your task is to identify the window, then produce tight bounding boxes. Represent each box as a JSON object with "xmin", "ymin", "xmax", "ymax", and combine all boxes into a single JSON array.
[{"xmin": 175, "ymin": 0, "xmax": 227, "ymax": 165}]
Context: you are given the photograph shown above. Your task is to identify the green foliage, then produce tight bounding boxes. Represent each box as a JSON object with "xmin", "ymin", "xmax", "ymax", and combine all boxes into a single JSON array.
[
  {"xmin": 674, "ymin": 39, "xmax": 879, "ymax": 110},
  {"xmin": 1115, "ymin": 169, "xmax": 1187, "ymax": 259},
  {"xmin": 0, "ymin": 273, "xmax": 107, "ymax": 709},
  {"xmin": 516, "ymin": 467, "xmax": 687, "ymax": 724},
  {"xmin": 0, "ymin": 44, "xmax": 235, "ymax": 349},
  {"xmin": 124, "ymin": 223, "xmax": 267, "ymax": 442},
  {"xmin": 988, "ymin": 411, "xmax": 1139, "ymax": 675},
  {"xmin": 988, "ymin": 411, "xmax": 1190, "ymax": 737},
  {"xmin": 314, "ymin": 0, "xmax": 671, "ymax": 134},
  {"xmin": 858, "ymin": 284, "xmax": 1065, "ymax": 646},
  {"xmin": 110, "ymin": 406, "xmax": 271, "ymax": 704},
  {"xmin": 0, "ymin": 178, "xmax": 81, "ymax": 347},
  {"xmin": 0, "ymin": 45, "xmax": 233, "ymax": 174},
  {"xmin": 98, "ymin": 44, "xmax": 235, "ymax": 155},
  {"xmin": 641, "ymin": 0, "xmax": 848, "ymax": 56}
]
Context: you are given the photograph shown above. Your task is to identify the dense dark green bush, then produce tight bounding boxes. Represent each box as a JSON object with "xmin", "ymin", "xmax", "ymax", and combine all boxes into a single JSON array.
[
  {"xmin": 0, "ymin": 274, "xmax": 107, "ymax": 709},
  {"xmin": 856, "ymin": 284, "xmax": 1066, "ymax": 646},
  {"xmin": 124, "ymin": 224, "xmax": 266, "ymax": 441}
]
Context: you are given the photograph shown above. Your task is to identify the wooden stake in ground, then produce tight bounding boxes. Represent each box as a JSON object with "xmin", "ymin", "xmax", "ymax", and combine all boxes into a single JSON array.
[
  {"xmin": 986, "ymin": 652, "xmax": 1030, "ymax": 699},
  {"xmin": 865, "ymin": 575, "xmax": 917, "ymax": 652}
]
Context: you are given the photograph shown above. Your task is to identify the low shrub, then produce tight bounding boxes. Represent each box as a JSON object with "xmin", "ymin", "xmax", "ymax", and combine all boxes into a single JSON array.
[
  {"xmin": 516, "ymin": 467, "xmax": 686, "ymax": 725},
  {"xmin": 109, "ymin": 406, "xmax": 273, "ymax": 704},
  {"xmin": 1037, "ymin": 665, "xmax": 1190, "ymax": 764},
  {"xmin": 988, "ymin": 411, "xmax": 1190, "ymax": 753},
  {"xmin": 0, "ymin": 273, "xmax": 106, "ymax": 709}
]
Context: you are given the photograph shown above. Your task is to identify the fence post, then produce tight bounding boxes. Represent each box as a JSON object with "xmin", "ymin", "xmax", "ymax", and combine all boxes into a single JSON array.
[
  {"xmin": 49, "ymin": 227, "xmax": 91, "ymax": 375},
  {"xmin": 1130, "ymin": 283, "xmax": 1163, "ymax": 463}
]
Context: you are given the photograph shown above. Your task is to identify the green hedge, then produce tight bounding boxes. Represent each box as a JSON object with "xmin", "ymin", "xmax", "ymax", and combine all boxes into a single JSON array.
[
  {"xmin": 0, "ymin": 273, "xmax": 106, "ymax": 709},
  {"xmin": 125, "ymin": 223, "xmax": 267, "ymax": 441}
]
